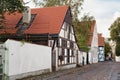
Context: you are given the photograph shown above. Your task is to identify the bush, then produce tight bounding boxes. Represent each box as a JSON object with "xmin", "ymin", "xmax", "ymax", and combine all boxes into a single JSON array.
[{"xmin": 115, "ymin": 43, "xmax": 120, "ymax": 56}]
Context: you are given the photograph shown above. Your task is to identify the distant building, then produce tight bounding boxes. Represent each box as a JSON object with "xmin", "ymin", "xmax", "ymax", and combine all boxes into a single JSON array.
[
  {"xmin": 87, "ymin": 21, "xmax": 98, "ymax": 64},
  {"xmin": 98, "ymin": 33, "xmax": 105, "ymax": 61}
]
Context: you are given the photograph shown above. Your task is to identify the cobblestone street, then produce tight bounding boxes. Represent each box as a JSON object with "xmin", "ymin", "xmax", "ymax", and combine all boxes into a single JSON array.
[{"xmin": 20, "ymin": 61, "xmax": 120, "ymax": 80}]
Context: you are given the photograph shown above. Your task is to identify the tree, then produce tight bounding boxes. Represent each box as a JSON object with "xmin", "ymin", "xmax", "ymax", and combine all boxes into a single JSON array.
[
  {"xmin": 0, "ymin": 0, "xmax": 24, "ymax": 28},
  {"xmin": 74, "ymin": 14, "xmax": 95, "ymax": 52},
  {"xmin": 109, "ymin": 17, "xmax": 120, "ymax": 43},
  {"xmin": 115, "ymin": 43, "xmax": 120, "ymax": 56},
  {"xmin": 104, "ymin": 42, "xmax": 112, "ymax": 57},
  {"xmin": 33, "ymin": 0, "xmax": 84, "ymax": 20},
  {"xmin": 109, "ymin": 17, "xmax": 120, "ymax": 56}
]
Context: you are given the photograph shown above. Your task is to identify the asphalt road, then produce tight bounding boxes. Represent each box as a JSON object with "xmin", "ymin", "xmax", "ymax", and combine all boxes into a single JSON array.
[{"xmin": 20, "ymin": 61, "xmax": 120, "ymax": 80}]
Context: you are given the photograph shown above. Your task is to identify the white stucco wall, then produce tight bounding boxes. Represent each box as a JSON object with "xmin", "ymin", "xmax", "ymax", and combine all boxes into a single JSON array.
[
  {"xmin": 115, "ymin": 56, "xmax": 120, "ymax": 62},
  {"xmin": 78, "ymin": 51, "xmax": 87, "ymax": 66},
  {"xmin": 92, "ymin": 24, "xmax": 98, "ymax": 63},
  {"xmin": 88, "ymin": 51, "xmax": 92, "ymax": 64},
  {"xmin": 89, "ymin": 24, "xmax": 98, "ymax": 64},
  {"xmin": 83, "ymin": 52, "xmax": 87, "ymax": 65},
  {"xmin": 4, "ymin": 39, "xmax": 51, "ymax": 77},
  {"xmin": 78, "ymin": 51, "xmax": 82, "ymax": 65}
]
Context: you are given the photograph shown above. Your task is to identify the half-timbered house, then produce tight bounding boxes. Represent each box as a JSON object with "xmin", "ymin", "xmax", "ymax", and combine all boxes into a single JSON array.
[{"xmin": 0, "ymin": 6, "xmax": 79, "ymax": 71}]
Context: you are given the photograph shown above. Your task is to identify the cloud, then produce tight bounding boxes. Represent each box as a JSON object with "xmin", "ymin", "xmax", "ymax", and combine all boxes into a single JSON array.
[
  {"xmin": 112, "ymin": 12, "xmax": 120, "ymax": 21},
  {"xmin": 80, "ymin": 0, "xmax": 120, "ymax": 38},
  {"xmin": 23, "ymin": 0, "xmax": 36, "ymax": 8}
]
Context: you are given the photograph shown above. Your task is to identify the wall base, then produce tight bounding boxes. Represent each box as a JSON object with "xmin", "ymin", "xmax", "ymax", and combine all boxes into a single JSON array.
[
  {"xmin": 57, "ymin": 64, "xmax": 76, "ymax": 71},
  {"xmin": 7, "ymin": 68, "xmax": 51, "ymax": 80}
]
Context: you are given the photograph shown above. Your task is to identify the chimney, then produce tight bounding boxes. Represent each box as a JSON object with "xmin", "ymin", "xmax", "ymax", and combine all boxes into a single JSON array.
[{"xmin": 23, "ymin": 6, "xmax": 31, "ymax": 24}]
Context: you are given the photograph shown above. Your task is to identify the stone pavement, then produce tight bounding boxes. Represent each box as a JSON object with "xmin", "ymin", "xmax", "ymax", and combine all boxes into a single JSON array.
[
  {"xmin": 19, "ymin": 61, "xmax": 120, "ymax": 80},
  {"xmin": 110, "ymin": 62, "xmax": 120, "ymax": 80}
]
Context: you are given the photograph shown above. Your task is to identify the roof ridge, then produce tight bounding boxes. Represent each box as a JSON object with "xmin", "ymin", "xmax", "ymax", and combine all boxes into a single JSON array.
[{"xmin": 32, "ymin": 5, "xmax": 69, "ymax": 10}]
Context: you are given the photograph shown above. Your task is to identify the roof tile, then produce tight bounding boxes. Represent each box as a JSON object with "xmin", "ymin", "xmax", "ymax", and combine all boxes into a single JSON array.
[
  {"xmin": 1, "ymin": 6, "xmax": 69, "ymax": 35},
  {"xmin": 87, "ymin": 21, "xmax": 96, "ymax": 46},
  {"xmin": 98, "ymin": 33, "xmax": 104, "ymax": 46}
]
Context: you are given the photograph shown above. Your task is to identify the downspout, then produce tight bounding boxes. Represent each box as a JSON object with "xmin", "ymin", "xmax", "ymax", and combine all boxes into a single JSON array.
[
  {"xmin": 52, "ymin": 40, "xmax": 56, "ymax": 51},
  {"xmin": 52, "ymin": 39, "xmax": 56, "ymax": 71}
]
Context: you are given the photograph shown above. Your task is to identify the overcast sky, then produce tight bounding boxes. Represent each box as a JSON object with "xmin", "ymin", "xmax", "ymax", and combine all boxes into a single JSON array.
[{"xmin": 80, "ymin": 0, "xmax": 120, "ymax": 38}]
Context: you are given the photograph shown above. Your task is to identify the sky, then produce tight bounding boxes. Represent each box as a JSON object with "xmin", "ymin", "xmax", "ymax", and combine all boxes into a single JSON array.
[
  {"xmin": 80, "ymin": 0, "xmax": 120, "ymax": 38},
  {"xmin": 24, "ymin": 0, "xmax": 120, "ymax": 38}
]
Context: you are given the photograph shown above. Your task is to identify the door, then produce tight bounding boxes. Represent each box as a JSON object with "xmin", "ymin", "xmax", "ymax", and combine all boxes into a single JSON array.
[
  {"xmin": 86, "ymin": 53, "xmax": 89, "ymax": 64},
  {"xmin": 67, "ymin": 49, "xmax": 70, "ymax": 63}
]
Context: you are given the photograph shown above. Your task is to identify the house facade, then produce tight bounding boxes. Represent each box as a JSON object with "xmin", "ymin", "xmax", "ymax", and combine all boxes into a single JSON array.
[
  {"xmin": 55, "ymin": 23, "xmax": 78, "ymax": 70},
  {"xmin": 98, "ymin": 34, "xmax": 105, "ymax": 61},
  {"xmin": 88, "ymin": 21, "xmax": 98, "ymax": 64},
  {"xmin": 0, "ymin": 6, "xmax": 80, "ymax": 72}
]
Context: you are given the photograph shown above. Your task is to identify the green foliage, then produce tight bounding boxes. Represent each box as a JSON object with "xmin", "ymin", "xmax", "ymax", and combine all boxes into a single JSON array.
[
  {"xmin": 109, "ymin": 17, "xmax": 120, "ymax": 56},
  {"xmin": 74, "ymin": 15, "xmax": 95, "ymax": 52},
  {"xmin": 81, "ymin": 13, "xmax": 95, "ymax": 21},
  {"xmin": 115, "ymin": 43, "xmax": 120, "ymax": 56},
  {"xmin": 0, "ymin": 0, "xmax": 24, "ymax": 14},
  {"xmin": 0, "ymin": 0, "xmax": 24, "ymax": 27},
  {"xmin": 109, "ymin": 17, "xmax": 120, "ymax": 43},
  {"xmin": 104, "ymin": 42, "xmax": 111, "ymax": 57}
]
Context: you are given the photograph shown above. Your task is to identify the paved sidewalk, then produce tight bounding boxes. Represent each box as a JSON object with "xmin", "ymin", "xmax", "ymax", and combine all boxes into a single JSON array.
[{"xmin": 110, "ymin": 62, "xmax": 120, "ymax": 80}]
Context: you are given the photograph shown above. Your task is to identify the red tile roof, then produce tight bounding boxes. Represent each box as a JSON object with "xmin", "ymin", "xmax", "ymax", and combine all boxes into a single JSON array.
[
  {"xmin": 98, "ymin": 33, "xmax": 104, "ymax": 46},
  {"xmin": 0, "ymin": 6, "xmax": 69, "ymax": 35},
  {"xmin": 87, "ymin": 21, "xmax": 96, "ymax": 46},
  {"xmin": 25, "ymin": 6, "xmax": 68, "ymax": 34},
  {"xmin": 87, "ymin": 35, "xmax": 93, "ymax": 46},
  {"xmin": 0, "ymin": 13, "xmax": 22, "ymax": 34},
  {"xmin": 90, "ymin": 21, "xmax": 96, "ymax": 34}
]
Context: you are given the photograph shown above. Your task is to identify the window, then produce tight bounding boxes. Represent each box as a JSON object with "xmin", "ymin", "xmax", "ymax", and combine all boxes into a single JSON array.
[
  {"xmin": 67, "ymin": 49, "xmax": 70, "ymax": 63},
  {"xmin": 67, "ymin": 41, "xmax": 70, "ymax": 48},
  {"xmin": 58, "ymin": 38, "xmax": 62, "ymax": 47},
  {"xmin": 48, "ymin": 40, "xmax": 53, "ymax": 47},
  {"xmin": 62, "ymin": 39, "xmax": 67, "ymax": 47},
  {"xmin": 58, "ymin": 48, "xmax": 64, "ymax": 65},
  {"xmin": 70, "ymin": 41, "xmax": 73, "ymax": 49},
  {"xmin": 16, "ymin": 14, "xmax": 36, "ymax": 34},
  {"xmin": 62, "ymin": 48, "xmax": 65, "ymax": 55}
]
